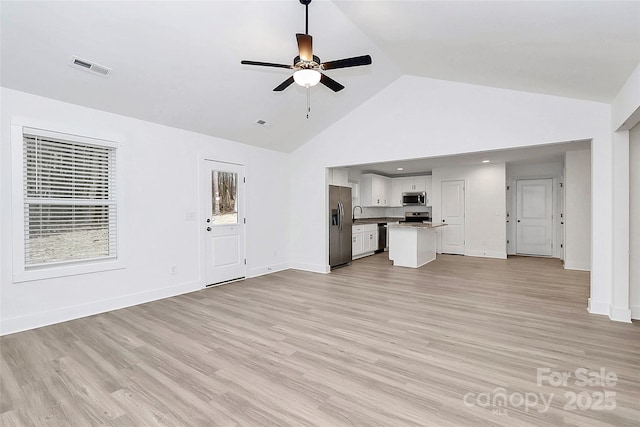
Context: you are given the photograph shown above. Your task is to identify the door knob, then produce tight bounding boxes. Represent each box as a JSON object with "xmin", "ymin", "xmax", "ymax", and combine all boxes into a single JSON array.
[{"xmin": 206, "ymin": 227, "xmax": 212, "ymax": 231}]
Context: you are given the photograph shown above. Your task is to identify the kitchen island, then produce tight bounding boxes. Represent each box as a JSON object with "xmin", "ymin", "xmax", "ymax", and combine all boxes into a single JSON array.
[{"xmin": 388, "ymin": 223, "xmax": 445, "ymax": 268}]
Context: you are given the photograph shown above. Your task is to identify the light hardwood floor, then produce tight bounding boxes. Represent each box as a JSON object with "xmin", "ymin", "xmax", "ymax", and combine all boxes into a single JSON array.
[{"xmin": 1, "ymin": 254, "xmax": 639, "ymax": 426}]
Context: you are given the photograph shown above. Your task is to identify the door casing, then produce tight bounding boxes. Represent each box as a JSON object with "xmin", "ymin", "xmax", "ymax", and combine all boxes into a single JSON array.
[
  {"xmin": 441, "ymin": 180, "xmax": 466, "ymax": 255},
  {"xmin": 201, "ymin": 159, "xmax": 246, "ymax": 287},
  {"xmin": 515, "ymin": 178, "xmax": 553, "ymax": 256}
]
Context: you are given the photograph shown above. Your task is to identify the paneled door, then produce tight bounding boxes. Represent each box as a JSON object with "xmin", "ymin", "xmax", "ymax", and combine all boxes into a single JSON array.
[
  {"xmin": 441, "ymin": 180, "xmax": 465, "ymax": 255},
  {"xmin": 516, "ymin": 178, "xmax": 553, "ymax": 256},
  {"xmin": 203, "ymin": 160, "xmax": 245, "ymax": 286}
]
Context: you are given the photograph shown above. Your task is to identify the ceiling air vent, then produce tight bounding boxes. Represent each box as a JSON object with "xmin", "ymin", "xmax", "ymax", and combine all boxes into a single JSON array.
[{"xmin": 69, "ymin": 56, "xmax": 112, "ymax": 78}]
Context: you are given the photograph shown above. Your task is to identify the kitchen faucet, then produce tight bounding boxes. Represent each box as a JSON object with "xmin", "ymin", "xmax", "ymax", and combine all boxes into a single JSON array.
[{"xmin": 352, "ymin": 205, "xmax": 363, "ymax": 220}]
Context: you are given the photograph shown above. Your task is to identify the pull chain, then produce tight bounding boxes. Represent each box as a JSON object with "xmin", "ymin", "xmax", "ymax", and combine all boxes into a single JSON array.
[{"xmin": 306, "ymin": 86, "xmax": 311, "ymax": 119}]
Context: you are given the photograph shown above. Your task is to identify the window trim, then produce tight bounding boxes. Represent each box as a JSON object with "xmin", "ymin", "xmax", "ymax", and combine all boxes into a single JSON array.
[{"xmin": 11, "ymin": 118, "xmax": 125, "ymax": 282}]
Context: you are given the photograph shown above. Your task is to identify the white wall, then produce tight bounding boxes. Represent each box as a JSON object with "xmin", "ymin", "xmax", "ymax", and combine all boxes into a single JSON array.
[
  {"xmin": 431, "ymin": 163, "xmax": 506, "ymax": 259},
  {"xmin": 564, "ymin": 150, "xmax": 592, "ymax": 271},
  {"xmin": 289, "ymin": 75, "xmax": 614, "ymax": 316},
  {"xmin": 0, "ymin": 88, "xmax": 290, "ymax": 335},
  {"xmin": 506, "ymin": 162, "xmax": 564, "ymax": 258},
  {"xmin": 608, "ymin": 63, "xmax": 640, "ymax": 322},
  {"xmin": 630, "ymin": 123, "xmax": 640, "ymax": 319},
  {"xmin": 2, "ymin": 69, "xmax": 634, "ymax": 330},
  {"xmin": 612, "ymin": 63, "xmax": 640, "ymax": 131}
]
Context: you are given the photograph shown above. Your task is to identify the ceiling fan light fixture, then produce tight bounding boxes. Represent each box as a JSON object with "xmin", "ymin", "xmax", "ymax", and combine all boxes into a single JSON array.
[{"xmin": 293, "ymin": 69, "xmax": 321, "ymax": 87}]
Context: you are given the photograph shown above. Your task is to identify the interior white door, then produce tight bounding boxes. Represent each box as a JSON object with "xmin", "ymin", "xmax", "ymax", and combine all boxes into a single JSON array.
[
  {"xmin": 203, "ymin": 160, "xmax": 245, "ymax": 286},
  {"xmin": 516, "ymin": 178, "xmax": 553, "ymax": 256},
  {"xmin": 441, "ymin": 180, "xmax": 465, "ymax": 255}
]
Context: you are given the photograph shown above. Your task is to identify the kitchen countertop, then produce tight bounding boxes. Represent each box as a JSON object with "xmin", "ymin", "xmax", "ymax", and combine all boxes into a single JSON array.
[
  {"xmin": 388, "ymin": 223, "xmax": 446, "ymax": 229},
  {"xmin": 352, "ymin": 217, "xmax": 404, "ymax": 225}
]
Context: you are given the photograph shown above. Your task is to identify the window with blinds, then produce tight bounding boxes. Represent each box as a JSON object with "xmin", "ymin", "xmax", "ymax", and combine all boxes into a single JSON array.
[{"xmin": 22, "ymin": 130, "xmax": 117, "ymax": 268}]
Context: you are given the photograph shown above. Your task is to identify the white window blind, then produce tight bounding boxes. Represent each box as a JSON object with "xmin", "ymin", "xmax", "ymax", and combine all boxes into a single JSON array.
[{"xmin": 22, "ymin": 129, "xmax": 117, "ymax": 268}]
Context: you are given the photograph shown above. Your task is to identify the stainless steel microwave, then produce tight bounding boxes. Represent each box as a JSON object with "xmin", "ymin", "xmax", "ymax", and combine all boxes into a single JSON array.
[{"xmin": 402, "ymin": 191, "xmax": 427, "ymax": 206}]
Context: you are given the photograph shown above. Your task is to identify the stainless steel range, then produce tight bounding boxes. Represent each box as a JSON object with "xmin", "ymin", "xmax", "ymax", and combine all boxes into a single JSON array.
[{"xmin": 400, "ymin": 211, "xmax": 432, "ymax": 223}]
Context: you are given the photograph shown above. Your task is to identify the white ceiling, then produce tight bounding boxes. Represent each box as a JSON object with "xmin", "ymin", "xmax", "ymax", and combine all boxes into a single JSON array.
[
  {"xmin": 347, "ymin": 139, "xmax": 591, "ymax": 177},
  {"xmin": 2, "ymin": 1, "xmax": 639, "ymax": 153},
  {"xmin": 335, "ymin": 0, "xmax": 640, "ymax": 103}
]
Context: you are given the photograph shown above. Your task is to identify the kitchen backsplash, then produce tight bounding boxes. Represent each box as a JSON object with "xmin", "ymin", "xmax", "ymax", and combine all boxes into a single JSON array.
[{"xmin": 353, "ymin": 206, "xmax": 431, "ymax": 220}]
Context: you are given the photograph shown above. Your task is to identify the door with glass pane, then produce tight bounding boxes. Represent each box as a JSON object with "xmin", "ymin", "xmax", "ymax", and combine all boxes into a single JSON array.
[{"xmin": 203, "ymin": 160, "xmax": 245, "ymax": 286}]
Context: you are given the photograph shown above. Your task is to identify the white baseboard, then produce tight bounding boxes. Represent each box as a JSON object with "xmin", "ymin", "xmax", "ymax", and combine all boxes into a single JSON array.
[
  {"xmin": 465, "ymin": 250, "xmax": 507, "ymax": 259},
  {"xmin": 609, "ymin": 305, "xmax": 632, "ymax": 323},
  {"xmin": 352, "ymin": 251, "xmax": 375, "ymax": 260},
  {"xmin": 247, "ymin": 263, "xmax": 290, "ymax": 278},
  {"xmin": 631, "ymin": 305, "xmax": 640, "ymax": 320},
  {"xmin": 289, "ymin": 262, "xmax": 330, "ymax": 274},
  {"xmin": 588, "ymin": 298, "xmax": 610, "ymax": 316},
  {"xmin": 0, "ymin": 280, "xmax": 201, "ymax": 336},
  {"xmin": 564, "ymin": 260, "xmax": 591, "ymax": 271}
]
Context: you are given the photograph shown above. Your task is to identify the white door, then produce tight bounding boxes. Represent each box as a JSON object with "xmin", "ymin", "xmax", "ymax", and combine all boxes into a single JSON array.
[
  {"xmin": 352, "ymin": 232, "xmax": 363, "ymax": 256},
  {"xmin": 203, "ymin": 160, "xmax": 245, "ymax": 286},
  {"xmin": 441, "ymin": 180, "xmax": 465, "ymax": 255},
  {"xmin": 516, "ymin": 178, "xmax": 553, "ymax": 256}
]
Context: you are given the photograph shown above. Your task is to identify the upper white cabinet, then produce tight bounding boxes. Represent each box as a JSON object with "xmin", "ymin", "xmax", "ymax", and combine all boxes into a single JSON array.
[
  {"xmin": 361, "ymin": 174, "xmax": 391, "ymax": 206},
  {"xmin": 404, "ymin": 176, "xmax": 427, "ymax": 192},
  {"xmin": 389, "ymin": 175, "xmax": 433, "ymax": 206},
  {"xmin": 329, "ymin": 168, "xmax": 349, "ymax": 187}
]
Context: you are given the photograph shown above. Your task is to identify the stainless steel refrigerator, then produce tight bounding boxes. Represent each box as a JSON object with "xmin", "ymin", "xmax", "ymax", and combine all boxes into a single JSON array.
[{"xmin": 329, "ymin": 185, "xmax": 352, "ymax": 268}]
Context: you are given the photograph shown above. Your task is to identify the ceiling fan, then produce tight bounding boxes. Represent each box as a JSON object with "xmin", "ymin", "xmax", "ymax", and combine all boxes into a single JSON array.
[{"xmin": 240, "ymin": 0, "xmax": 372, "ymax": 93}]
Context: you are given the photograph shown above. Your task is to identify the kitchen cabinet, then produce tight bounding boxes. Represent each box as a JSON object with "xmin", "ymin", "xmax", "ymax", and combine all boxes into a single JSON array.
[
  {"xmin": 329, "ymin": 168, "xmax": 349, "ymax": 187},
  {"xmin": 352, "ymin": 231, "xmax": 364, "ymax": 256},
  {"xmin": 363, "ymin": 229, "xmax": 378, "ymax": 253},
  {"xmin": 352, "ymin": 224, "xmax": 378, "ymax": 258},
  {"xmin": 390, "ymin": 175, "xmax": 432, "ymax": 207},
  {"xmin": 388, "ymin": 224, "xmax": 438, "ymax": 268},
  {"xmin": 403, "ymin": 176, "xmax": 427, "ymax": 192},
  {"xmin": 360, "ymin": 174, "xmax": 391, "ymax": 206}
]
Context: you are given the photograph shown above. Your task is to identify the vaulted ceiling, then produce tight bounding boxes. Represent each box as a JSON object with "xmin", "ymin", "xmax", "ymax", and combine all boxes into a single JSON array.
[{"xmin": 2, "ymin": 1, "xmax": 639, "ymax": 153}]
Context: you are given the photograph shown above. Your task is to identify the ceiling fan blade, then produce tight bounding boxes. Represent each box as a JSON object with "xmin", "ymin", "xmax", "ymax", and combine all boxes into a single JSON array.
[
  {"xmin": 296, "ymin": 33, "xmax": 313, "ymax": 62},
  {"xmin": 322, "ymin": 55, "xmax": 372, "ymax": 70},
  {"xmin": 320, "ymin": 73, "xmax": 345, "ymax": 92},
  {"xmin": 273, "ymin": 76, "xmax": 295, "ymax": 91},
  {"xmin": 241, "ymin": 60, "xmax": 292, "ymax": 69}
]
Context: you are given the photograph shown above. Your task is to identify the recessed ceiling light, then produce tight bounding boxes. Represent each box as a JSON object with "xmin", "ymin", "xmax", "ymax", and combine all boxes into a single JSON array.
[
  {"xmin": 482, "ymin": 160, "xmax": 490, "ymax": 163},
  {"xmin": 397, "ymin": 167, "xmax": 404, "ymax": 171}
]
